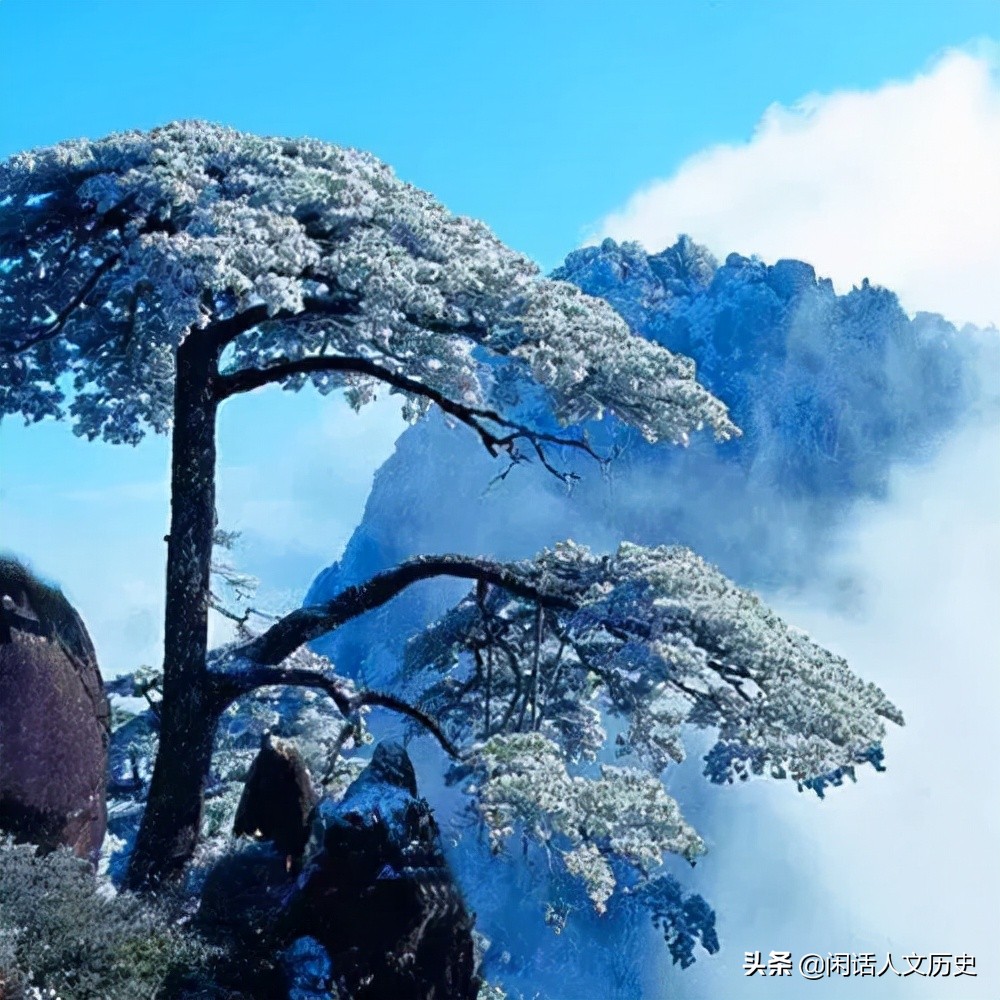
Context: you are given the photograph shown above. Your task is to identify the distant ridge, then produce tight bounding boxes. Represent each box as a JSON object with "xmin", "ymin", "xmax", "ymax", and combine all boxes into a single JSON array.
[{"xmin": 307, "ymin": 236, "xmax": 997, "ymax": 676}]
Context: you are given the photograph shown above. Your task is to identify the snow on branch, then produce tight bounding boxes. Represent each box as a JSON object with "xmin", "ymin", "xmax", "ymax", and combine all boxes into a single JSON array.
[
  {"xmin": 206, "ymin": 538, "xmax": 901, "ymax": 812},
  {"xmin": 196, "ymin": 536, "xmax": 901, "ymax": 938},
  {"xmin": 204, "ymin": 554, "xmax": 579, "ymax": 759},
  {"xmin": 408, "ymin": 540, "xmax": 903, "ymax": 787},
  {"xmin": 237, "ymin": 554, "xmax": 576, "ymax": 668},
  {"xmin": 469, "ymin": 732, "xmax": 704, "ymax": 912},
  {"xmin": 1, "ymin": 121, "xmax": 736, "ymax": 450},
  {"xmin": 216, "ymin": 351, "xmax": 604, "ymax": 480}
]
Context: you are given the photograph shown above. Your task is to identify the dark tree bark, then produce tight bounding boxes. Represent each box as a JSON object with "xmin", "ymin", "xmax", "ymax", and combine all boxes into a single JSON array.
[
  {"xmin": 125, "ymin": 332, "xmax": 225, "ymax": 890},
  {"xmin": 122, "ymin": 324, "xmax": 579, "ymax": 891}
]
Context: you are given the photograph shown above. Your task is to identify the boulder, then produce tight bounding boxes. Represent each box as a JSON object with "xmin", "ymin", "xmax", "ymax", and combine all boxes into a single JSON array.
[
  {"xmin": 285, "ymin": 741, "xmax": 481, "ymax": 1000},
  {"xmin": 197, "ymin": 840, "xmax": 294, "ymax": 997},
  {"xmin": 0, "ymin": 557, "xmax": 110, "ymax": 862},
  {"xmin": 197, "ymin": 741, "xmax": 479, "ymax": 999},
  {"xmin": 233, "ymin": 732, "xmax": 318, "ymax": 867},
  {"xmin": 280, "ymin": 936, "xmax": 339, "ymax": 1000}
]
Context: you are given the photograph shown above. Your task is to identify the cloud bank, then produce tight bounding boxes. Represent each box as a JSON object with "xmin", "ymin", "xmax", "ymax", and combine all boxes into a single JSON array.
[
  {"xmin": 644, "ymin": 411, "xmax": 1000, "ymax": 1000},
  {"xmin": 594, "ymin": 47, "xmax": 1000, "ymax": 328}
]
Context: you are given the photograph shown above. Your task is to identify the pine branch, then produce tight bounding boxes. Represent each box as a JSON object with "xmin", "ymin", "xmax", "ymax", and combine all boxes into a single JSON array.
[
  {"xmin": 241, "ymin": 554, "xmax": 576, "ymax": 667},
  {"xmin": 216, "ymin": 350, "xmax": 602, "ymax": 478}
]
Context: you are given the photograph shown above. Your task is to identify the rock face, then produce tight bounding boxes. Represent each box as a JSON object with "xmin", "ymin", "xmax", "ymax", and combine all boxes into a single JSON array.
[
  {"xmin": 286, "ymin": 742, "xmax": 480, "ymax": 1000},
  {"xmin": 0, "ymin": 557, "xmax": 110, "ymax": 862},
  {"xmin": 199, "ymin": 737, "xmax": 320, "ymax": 996},
  {"xmin": 233, "ymin": 732, "xmax": 319, "ymax": 867},
  {"xmin": 196, "ymin": 741, "xmax": 477, "ymax": 999}
]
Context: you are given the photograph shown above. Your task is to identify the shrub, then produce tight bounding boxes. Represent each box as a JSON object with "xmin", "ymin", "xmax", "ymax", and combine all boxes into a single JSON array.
[{"xmin": 0, "ymin": 840, "xmax": 214, "ymax": 999}]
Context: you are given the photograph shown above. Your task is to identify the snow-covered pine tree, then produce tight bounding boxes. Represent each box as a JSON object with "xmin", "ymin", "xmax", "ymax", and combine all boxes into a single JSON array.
[{"xmin": 0, "ymin": 123, "xmax": 898, "ymax": 924}]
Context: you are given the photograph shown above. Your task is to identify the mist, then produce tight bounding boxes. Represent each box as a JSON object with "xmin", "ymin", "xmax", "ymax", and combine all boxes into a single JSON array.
[
  {"xmin": 308, "ymin": 404, "xmax": 999, "ymax": 999},
  {"xmin": 650, "ymin": 412, "xmax": 1000, "ymax": 998}
]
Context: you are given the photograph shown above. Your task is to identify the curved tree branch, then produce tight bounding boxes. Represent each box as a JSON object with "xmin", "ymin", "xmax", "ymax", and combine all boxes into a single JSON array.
[
  {"xmin": 223, "ymin": 662, "xmax": 462, "ymax": 760},
  {"xmin": 216, "ymin": 351, "xmax": 602, "ymax": 477},
  {"xmin": 224, "ymin": 663, "xmax": 353, "ymax": 716},
  {"xmin": 207, "ymin": 554, "xmax": 579, "ymax": 771},
  {"xmin": 6, "ymin": 203, "xmax": 184, "ymax": 356},
  {"xmin": 354, "ymin": 689, "xmax": 462, "ymax": 759},
  {"xmin": 203, "ymin": 293, "xmax": 361, "ymax": 350},
  {"xmin": 8, "ymin": 253, "xmax": 122, "ymax": 353},
  {"xmin": 241, "ymin": 554, "xmax": 576, "ymax": 667}
]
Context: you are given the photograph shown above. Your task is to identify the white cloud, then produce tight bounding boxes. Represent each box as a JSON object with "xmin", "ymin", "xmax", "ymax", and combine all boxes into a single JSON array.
[
  {"xmin": 594, "ymin": 46, "xmax": 1000, "ymax": 328},
  {"xmin": 658, "ymin": 413, "xmax": 1000, "ymax": 999},
  {"xmin": 771, "ymin": 415, "xmax": 1000, "ymax": 995}
]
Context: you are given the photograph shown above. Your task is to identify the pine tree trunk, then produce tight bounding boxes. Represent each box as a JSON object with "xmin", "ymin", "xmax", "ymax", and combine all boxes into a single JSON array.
[{"xmin": 125, "ymin": 333, "xmax": 224, "ymax": 890}]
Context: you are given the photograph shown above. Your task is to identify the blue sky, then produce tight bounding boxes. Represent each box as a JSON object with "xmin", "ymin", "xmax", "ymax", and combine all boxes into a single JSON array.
[
  {"xmin": 1, "ymin": 0, "xmax": 997, "ymax": 268},
  {"xmin": 1, "ymin": 0, "xmax": 997, "ymax": 674}
]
